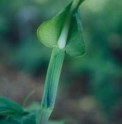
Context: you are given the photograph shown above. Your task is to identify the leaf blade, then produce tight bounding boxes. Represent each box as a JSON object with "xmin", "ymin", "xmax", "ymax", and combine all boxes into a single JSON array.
[
  {"xmin": 37, "ymin": 3, "xmax": 72, "ymax": 48},
  {"xmin": 0, "ymin": 97, "xmax": 23, "ymax": 116},
  {"xmin": 66, "ymin": 10, "xmax": 85, "ymax": 57}
]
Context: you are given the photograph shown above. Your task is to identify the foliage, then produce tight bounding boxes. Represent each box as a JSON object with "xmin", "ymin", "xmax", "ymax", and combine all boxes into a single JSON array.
[
  {"xmin": 0, "ymin": 0, "xmax": 122, "ymax": 123},
  {"xmin": 37, "ymin": 1, "xmax": 85, "ymax": 57},
  {"xmin": 37, "ymin": 0, "xmax": 85, "ymax": 123},
  {"xmin": 0, "ymin": 97, "xmax": 66, "ymax": 124},
  {"xmin": 0, "ymin": 0, "xmax": 85, "ymax": 124}
]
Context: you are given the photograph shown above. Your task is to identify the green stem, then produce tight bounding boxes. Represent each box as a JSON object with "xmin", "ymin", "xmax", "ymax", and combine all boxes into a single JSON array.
[
  {"xmin": 22, "ymin": 91, "xmax": 35, "ymax": 107},
  {"xmin": 37, "ymin": 47, "xmax": 65, "ymax": 124},
  {"xmin": 71, "ymin": 0, "xmax": 84, "ymax": 11}
]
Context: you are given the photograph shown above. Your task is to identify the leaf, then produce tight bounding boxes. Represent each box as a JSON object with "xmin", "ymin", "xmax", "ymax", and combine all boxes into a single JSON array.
[
  {"xmin": 37, "ymin": 1, "xmax": 85, "ymax": 57},
  {"xmin": 0, "ymin": 111, "xmax": 36, "ymax": 124},
  {"xmin": 24, "ymin": 102, "xmax": 40, "ymax": 113},
  {"xmin": 0, "ymin": 97, "xmax": 23, "ymax": 116},
  {"xmin": 0, "ymin": 116, "xmax": 22, "ymax": 124},
  {"xmin": 37, "ymin": 3, "xmax": 72, "ymax": 48},
  {"xmin": 66, "ymin": 10, "xmax": 85, "ymax": 57},
  {"xmin": 20, "ymin": 113, "xmax": 36, "ymax": 124}
]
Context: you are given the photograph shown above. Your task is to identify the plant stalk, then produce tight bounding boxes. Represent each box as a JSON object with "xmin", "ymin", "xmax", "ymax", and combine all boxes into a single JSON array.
[{"xmin": 37, "ymin": 47, "xmax": 65, "ymax": 124}]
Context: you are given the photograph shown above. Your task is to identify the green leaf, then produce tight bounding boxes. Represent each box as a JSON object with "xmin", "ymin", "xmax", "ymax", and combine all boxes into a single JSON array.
[
  {"xmin": 20, "ymin": 113, "xmax": 36, "ymax": 124},
  {"xmin": 37, "ymin": 3, "xmax": 72, "ymax": 48},
  {"xmin": 0, "ymin": 111, "xmax": 36, "ymax": 124},
  {"xmin": 0, "ymin": 116, "xmax": 22, "ymax": 124},
  {"xmin": 0, "ymin": 97, "xmax": 23, "ymax": 116},
  {"xmin": 66, "ymin": 10, "xmax": 85, "ymax": 57},
  {"xmin": 37, "ymin": 1, "xmax": 85, "ymax": 57}
]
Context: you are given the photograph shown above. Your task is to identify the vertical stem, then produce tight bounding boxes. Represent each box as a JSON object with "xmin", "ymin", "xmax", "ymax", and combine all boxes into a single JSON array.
[
  {"xmin": 37, "ymin": 47, "xmax": 65, "ymax": 124},
  {"xmin": 71, "ymin": 0, "xmax": 84, "ymax": 12}
]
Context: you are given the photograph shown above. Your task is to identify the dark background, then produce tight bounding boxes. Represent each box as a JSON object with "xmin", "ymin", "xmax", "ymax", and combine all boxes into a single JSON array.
[{"xmin": 0, "ymin": 0, "xmax": 122, "ymax": 124}]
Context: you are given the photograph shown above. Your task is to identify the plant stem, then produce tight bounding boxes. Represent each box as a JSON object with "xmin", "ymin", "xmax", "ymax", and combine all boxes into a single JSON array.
[
  {"xmin": 22, "ymin": 91, "xmax": 35, "ymax": 107},
  {"xmin": 37, "ymin": 47, "xmax": 65, "ymax": 124},
  {"xmin": 71, "ymin": 0, "xmax": 84, "ymax": 11}
]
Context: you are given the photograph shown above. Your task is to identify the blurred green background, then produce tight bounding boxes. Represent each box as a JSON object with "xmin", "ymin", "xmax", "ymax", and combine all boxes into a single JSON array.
[{"xmin": 0, "ymin": 0, "xmax": 122, "ymax": 124}]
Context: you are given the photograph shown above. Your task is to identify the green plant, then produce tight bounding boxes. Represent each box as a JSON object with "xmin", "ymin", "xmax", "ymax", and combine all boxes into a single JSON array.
[
  {"xmin": 37, "ymin": 0, "xmax": 85, "ymax": 123},
  {"xmin": 0, "ymin": 0, "xmax": 85, "ymax": 124}
]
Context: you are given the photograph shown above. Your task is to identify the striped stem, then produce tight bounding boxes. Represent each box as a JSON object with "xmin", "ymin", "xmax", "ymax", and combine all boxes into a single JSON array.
[{"xmin": 37, "ymin": 47, "xmax": 65, "ymax": 124}]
